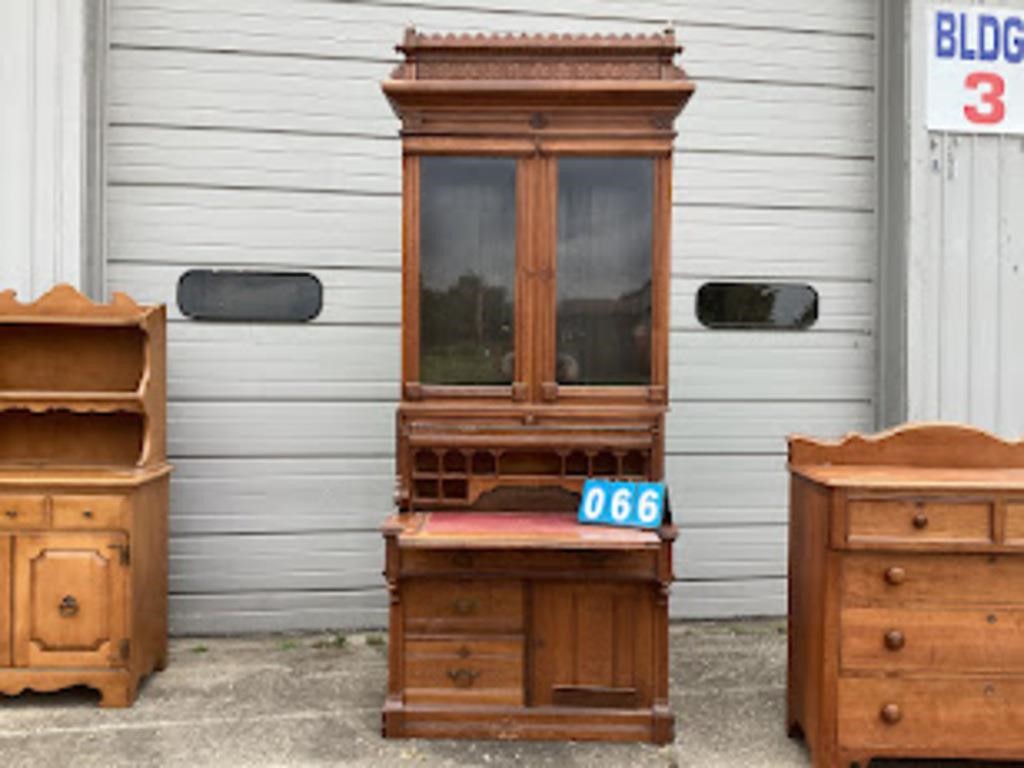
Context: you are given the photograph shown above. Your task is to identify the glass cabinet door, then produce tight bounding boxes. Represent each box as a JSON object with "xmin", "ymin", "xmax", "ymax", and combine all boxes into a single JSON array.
[
  {"xmin": 419, "ymin": 156, "xmax": 517, "ymax": 386},
  {"xmin": 555, "ymin": 157, "xmax": 654, "ymax": 386}
]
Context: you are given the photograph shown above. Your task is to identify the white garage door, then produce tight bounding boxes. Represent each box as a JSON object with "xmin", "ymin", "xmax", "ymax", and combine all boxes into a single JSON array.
[{"xmin": 106, "ymin": 0, "xmax": 878, "ymax": 633}]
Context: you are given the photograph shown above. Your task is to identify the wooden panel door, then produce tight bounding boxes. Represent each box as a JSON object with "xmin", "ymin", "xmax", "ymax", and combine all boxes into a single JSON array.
[
  {"xmin": 13, "ymin": 533, "xmax": 129, "ymax": 668},
  {"xmin": 531, "ymin": 581, "xmax": 654, "ymax": 708},
  {"xmin": 0, "ymin": 535, "xmax": 10, "ymax": 667}
]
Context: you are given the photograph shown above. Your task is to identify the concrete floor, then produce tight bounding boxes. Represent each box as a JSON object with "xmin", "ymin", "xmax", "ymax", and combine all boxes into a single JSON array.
[{"xmin": 0, "ymin": 620, "xmax": 1018, "ymax": 767}]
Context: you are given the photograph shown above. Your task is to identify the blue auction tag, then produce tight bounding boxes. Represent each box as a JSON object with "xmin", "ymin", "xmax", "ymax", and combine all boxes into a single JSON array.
[{"xmin": 578, "ymin": 479, "xmax": 665, "ymax": 529}]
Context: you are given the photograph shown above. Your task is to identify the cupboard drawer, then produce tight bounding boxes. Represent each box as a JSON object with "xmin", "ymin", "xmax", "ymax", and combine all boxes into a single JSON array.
[
  {"xmin": 404, "ymin": 580, "xmax": 523, "ymax": 634},
  {"xmin": 842, "ymin": 607, "xmax": 1024, "ymax": 673},
  {"xmin": 838, "ymin": 677, "xmax": 1024, "ymax": 753},
  {"xmin": 847, "ymin": 498, "xmax": 992, "ymax": 547},
  {"xmin": 400, "ymin": 548, "xmax": 658, "ymax": 579},
  {"xmin": 843, "ymin": 552, "xmax": 1024, "ymax": 607},
  {"xmin": 51, "ymin": 495, "xmax": 128, "ymax": 530},
  {"xmin": 0, "ymin": 496, "xmax": 47, "ymax": 529},
  {"xmin": 404, "ymin": 637, "xmax": 523, "ymax": 706}
]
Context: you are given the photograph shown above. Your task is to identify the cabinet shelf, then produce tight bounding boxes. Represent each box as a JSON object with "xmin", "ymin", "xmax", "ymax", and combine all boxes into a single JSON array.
[{"xmin": 0, "ymin": 391, "xmax": 144, "ymax": 414}]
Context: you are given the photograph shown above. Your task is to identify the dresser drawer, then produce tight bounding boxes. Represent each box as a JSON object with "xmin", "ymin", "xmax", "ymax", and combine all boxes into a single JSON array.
[
  {"xmin": 0, "ymin": 495, "xmax": 47, "ymax": 529},
  {"xmin": 404, "ymin": 580, "xmax": 523, "ymax": 634},
  {"xmin": 404, "ymin": 637, "xmax": 523, "ymax": 706},
  {"xmin": 843, "ymin": 552, "xmax": 1024, "ymax": 606},
  {"xmin": 400, "ymin": 548, "xmax": 658, "ymax": 579},
  {"xmin": 51, "ymin": 495, "xmax": 128, "ymax": 530},
  {"xmin": 847, "ymin": 498, "xmax": 992, "ymax": 547},
  {"xmin": 838, "ymin": 677, "xmax": 1024, "ymax": 753},
  {"xmin": 842, "ymin": 607, "xmax": 1024, "ymax": 673}
]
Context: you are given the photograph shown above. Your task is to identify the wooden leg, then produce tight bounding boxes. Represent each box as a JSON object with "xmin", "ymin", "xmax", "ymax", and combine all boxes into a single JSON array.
[
  {"xmin": 154, "ymin": 644, "xmax": 169, "ymax": 672},
  {"xmin": 98, "ymin": 678, "xmax": 135, "ymax": 708}
]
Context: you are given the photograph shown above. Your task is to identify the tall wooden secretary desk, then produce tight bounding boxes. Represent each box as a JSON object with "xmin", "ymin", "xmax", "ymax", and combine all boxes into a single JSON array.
[{"xmin": 380, "ymin": 29, "xmax": 694, "ymax": 741}]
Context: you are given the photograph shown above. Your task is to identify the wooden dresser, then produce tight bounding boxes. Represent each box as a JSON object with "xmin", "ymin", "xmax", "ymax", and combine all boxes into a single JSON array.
[
  {"xmin": 379, "ymin": 29, "xmax": 693, "ymax": 742},
  {"xmin": 0, "ymin": 284, "xmax": 170, "ymax": 707},
  {"xmin": 788, "ymin": 423, "xmax": 1024, "ymax": 767}
]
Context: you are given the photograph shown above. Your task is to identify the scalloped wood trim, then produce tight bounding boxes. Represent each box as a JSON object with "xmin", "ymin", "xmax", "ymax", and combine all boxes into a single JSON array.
[
  {"xmin": 789, "ymin": 422, "xmax": 1024, "ymax": 469},
  {"xmin": 0, "ymin": 284, "xmax": 151, "ymax": 320}
]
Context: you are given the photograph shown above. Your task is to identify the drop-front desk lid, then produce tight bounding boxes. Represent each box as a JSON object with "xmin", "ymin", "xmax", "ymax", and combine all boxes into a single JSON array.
[
  {"xmin": 384, "ymin": 512, "xmax": 669, "ymax": 550},
  {"xmin": 792, "ymin": 464, "xmax": 1024, "ymax": 491}
]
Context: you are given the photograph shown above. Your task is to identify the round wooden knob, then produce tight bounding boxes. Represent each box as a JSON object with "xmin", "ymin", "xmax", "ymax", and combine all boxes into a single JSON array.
[
  {"xmin": 82, "ymin": 509, "xmax": 94, "ymax": 519},
  {"xmin": 884, "ymin": 630, "xmax": 905, "ymax": 651},
  {"xmin": 912, "ymin": 513, "xmax": 929, "ymax": 530},
  {"xmin": 884, "ymin": 566, "xmax": 906, "ymax": 585},
  {"xmin": 880, "ymin": 703, "xmax": 902, "ymax": 725}
]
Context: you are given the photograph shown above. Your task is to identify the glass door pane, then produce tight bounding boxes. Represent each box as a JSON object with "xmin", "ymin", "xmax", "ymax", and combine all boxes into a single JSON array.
[
  {"xmin": 556, "ymin": 157, "xmax": 654, "ymax": 385},
  {"xmin": 419, "ymin": 157, "xmax": 517, "ymax": 385}
]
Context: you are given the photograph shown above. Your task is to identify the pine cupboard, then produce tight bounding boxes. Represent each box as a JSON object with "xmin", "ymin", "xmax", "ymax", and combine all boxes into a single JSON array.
[
  {"xmin": 380, "ymin": 29, "xmax": 693, "ymax": 742},
  {"xmin": 788, "ymin": 423, "xmax": 1024, "ymax": 767},
  {"xmin": 0, "ymin": 285, "xmax": 170, "ymax": 707}
]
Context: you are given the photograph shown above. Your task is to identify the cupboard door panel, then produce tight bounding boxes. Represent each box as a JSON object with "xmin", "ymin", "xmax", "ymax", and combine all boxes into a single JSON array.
[
  {"xmin": 0, "ymin": 536, "xmax": 9, "ymax": 667},
  {"xmin": 13, "ymin": 533, "xmax": 128, "ymax": 668},
  {"xmin": 531, "ymin": 581, "xmax": 654, "ymax": 708}
]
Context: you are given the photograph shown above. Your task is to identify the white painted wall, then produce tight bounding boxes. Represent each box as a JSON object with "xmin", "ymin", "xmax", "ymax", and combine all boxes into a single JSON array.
[
  {"xmin": 906, "ymin": 0, "xmax": 1024, "ymax": 436},
  {"xmin": 0, "ymin": 0, "xmax": 94, "ymax": 299}
]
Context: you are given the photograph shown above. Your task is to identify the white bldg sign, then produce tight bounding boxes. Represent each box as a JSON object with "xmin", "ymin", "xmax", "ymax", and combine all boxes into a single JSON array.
[{"xmin": 927, "ymin": 7, "xmax": 1024, "ymax": 134}]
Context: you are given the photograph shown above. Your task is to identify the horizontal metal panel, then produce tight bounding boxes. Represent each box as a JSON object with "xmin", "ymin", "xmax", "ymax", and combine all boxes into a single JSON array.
[
  {"xmin": 110, "ymin": 262, "xmax": 871, "ymax": 332},
  {"xmin": 666, "ymin": 400, "xmax": 873, "ymax": 455},
  {"xmin": 170, "ymin": 457, "xmax": 393, "ymax": 535},
  {"xmin": 672, "ymin": 578, "xmax": 786, "ymax": 619},
  {"xmin": 168, "ymin": 401, "xmax": 394, "ymax": 458},
  {"xmin": 108, "ymin": 186, "xmax": 876, "ymax": 278},
  {"xmin": 671, "ymin": 331, "xmax": 875, "ymax": 401},
  {"xmin": 170, "ymin": 588, "xmax": 388, "ymax": 634},
  {"xmin": 107, "ymin": 126, "xmax": 873, "ymax": 211},
  {"xmin": 168, "ymin": 579, "xmax": 785, "ymax": 634},
  {"xmin": 154, "ymin": 325, "xmax": 871, "ymax": 402},
  {"xmin": 666, "ymin": 454, "xmax": 788, "ymax": 527},
  {"xmin": 110, "ymin": 1, "xmax": 874, "ymax": 86},
  {"xmin": 675, "ymin": 525, "xmax": 787, "ymax": 580},
  {"xmin": 170, "ymin": 531, "xmax": 382, "ymax": 593}
]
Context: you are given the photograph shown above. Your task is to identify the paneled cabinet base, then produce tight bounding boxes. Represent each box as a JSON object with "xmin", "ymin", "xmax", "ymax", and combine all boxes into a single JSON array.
[
  {"xmin": 0, "ymin": 667, "xmax": 159, "ymax": 708},
  {"xmin": 383, "ymin": 513, "xmax": 675, "ymax": 744}
]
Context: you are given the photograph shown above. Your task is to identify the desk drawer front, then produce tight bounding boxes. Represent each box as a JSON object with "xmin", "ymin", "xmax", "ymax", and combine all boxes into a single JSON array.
[
  {"xmin": 843, "ymin": 553, "xmax": 1024, "ymax": 606},
  {"xmin": 842, "ymin": 607, "xmax": 1024, "ymax": 673},
  {"xmin": 51, "ymin": 496, "xmax": 128, "ymax": 530},
  {"xmin": 847, "ymin": 498, "xmax": 992, "ymax": 547},
  {"xmin": 0, "ymin": 496, "xmax": 47, "ymax": 529},
  {"xmin": 400, "ymin": 548, "xmax": 658, "ymax": 579},
  {"xmin": 838, "ymin": 677, "xmax": 1024, "ymax": 752},
  {"xmin": 404, "ymin": 580, "xmax": 523, "ymax": 634},
  {"xmin": 404, "ymin": 637, "xmax": 523, "ymax": 706}
]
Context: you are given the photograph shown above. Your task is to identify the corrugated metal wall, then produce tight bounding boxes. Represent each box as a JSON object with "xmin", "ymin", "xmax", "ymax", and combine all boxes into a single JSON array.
[
  {"xmin": 105, "ymin": 0, "xmax": 879, "ymax": 633},
  {"xmin": 907, "ymin": 0, "xmax": 1024, "ymax": 437}
]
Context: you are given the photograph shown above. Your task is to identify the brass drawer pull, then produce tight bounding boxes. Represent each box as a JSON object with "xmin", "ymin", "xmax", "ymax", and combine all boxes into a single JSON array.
[
  {"xmin": 884, "ymin": 566, "xmax": 906, "ymax": 586},
  {"xmin": 880, "ymin": 703, "xmax": 902, "ymax": 725},
  {"xmin": 447, "ymin": 668, "xmax": 480, "ymax": 688},
  {"xmin": 452, "ymin": 597, "xmax": 478, "ymax": 616},
  {"xmin": 912, "ymin": 512, "xmax": 929, "ymax": 530},
  {"xmin": 884, "ymin": 630, "xmax": 905, "ymax": 651},
  {"xmin": 58, "ymin": 595, "xmax": 79, "ymax": 618},
  {"xmin": 456, "ymin": 645, "xmax": 472, "ymax": 659},
  {"xmin": 4, "ymin": 509, "xmax": 17, "ymax": 519}
]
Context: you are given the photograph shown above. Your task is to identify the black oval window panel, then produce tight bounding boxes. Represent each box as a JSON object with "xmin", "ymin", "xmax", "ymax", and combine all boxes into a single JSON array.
[
  {"xmin": 177, "ymin": 270, "xmax": 322, "ymax": 322},
  {"xmin": 696, "ymin": 282, "xmax": 818, "ymax": 330}
]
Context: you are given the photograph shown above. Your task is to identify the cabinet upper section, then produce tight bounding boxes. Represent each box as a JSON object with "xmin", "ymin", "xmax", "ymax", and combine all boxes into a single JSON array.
[{"xmin": 382, "ymin": 28, "xmax": 694, "ymax": 144}]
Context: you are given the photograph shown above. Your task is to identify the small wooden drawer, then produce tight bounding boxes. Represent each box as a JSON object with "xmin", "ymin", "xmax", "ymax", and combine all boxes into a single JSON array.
[
  {"xmin": 51, "ymin": 495, "xmax": 128, "ymax": 530},
  {"xmin": 400, "ymin": 548, "xmax": 658, "ymax": 579},
  {"xmin": 843, "ymin": 552, "xmax": 1024, "ymax": 607},
  {"xmin": 1004, "ymin": 501, "xmax": 1024, "ymax": 545},
  {"xmin": 404, "ymin": 580, "xmax": 523, "ymax": 634},
  {"xmin": 0, "ymin": 495, "xmax": 47, "ymax": 529},
  {"xmin": 838, "ymin": 677, "xmax": 1024, "ymax": 753},
  {"xmin": 842, "ymin": 607, "xmax": 1024, "ymax": 673},
  {"xmin": 404, "ymin": 637, "xmax": 524, "ymax": 706},
  {"xmin": 847, "ymin": 498, "xmax": 992, "ymax": 547}
]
